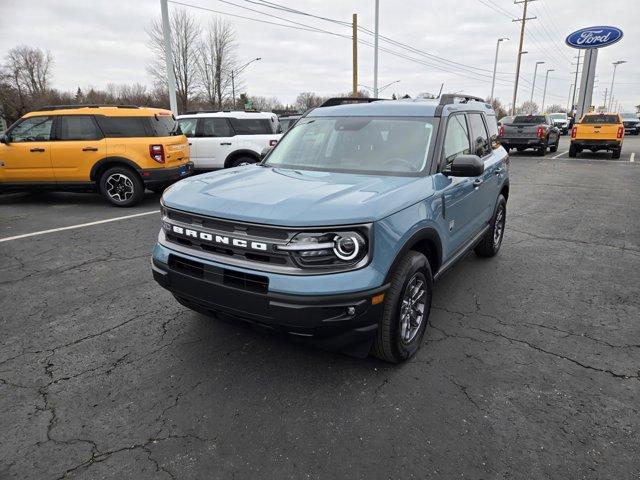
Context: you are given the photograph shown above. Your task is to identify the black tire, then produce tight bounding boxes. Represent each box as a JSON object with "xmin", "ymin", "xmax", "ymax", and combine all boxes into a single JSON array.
[
  {"xmin": 516, "ymin": 147, "xmax": 526, "ymax": 152},
  {"xmin": 568, "ymin": 144, "xmax": 578, "ymax": 158},
  {"xmin": 612, "ymin": 147, "xmax": 621, "ymax": 159},
  {"xmin": 372, "ymin": 251, "xmax": 433, "ymax": 363},
  {"xmin": 474, "ymin": 194, "xmax": 507, "ymax": 258},
  {"xmin": 228, "ymin": 156, "xmax": 258, "ymax": 168},
  {"xmin": 537, "ymin": 145, "xmax": 547, "ymax": 156},
  {"xmin": 550, "ymin": 138, "xmax": 559, "ymax": 153},
  {"xmin": 99, "ymin": 166, "xmax": 144, "ymax": 207}
]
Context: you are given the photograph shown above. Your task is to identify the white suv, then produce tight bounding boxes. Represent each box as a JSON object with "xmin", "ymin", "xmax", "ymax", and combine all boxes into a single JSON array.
[{"xmin": 177, "ymin": 111, "xmax": 281, "ymax": 170}]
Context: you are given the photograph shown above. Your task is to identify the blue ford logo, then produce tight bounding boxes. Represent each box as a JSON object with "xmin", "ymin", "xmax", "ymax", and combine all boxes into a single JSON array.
[{"xmin": 566, "ymin": 26, "xmax": 623, "ymax": 49}]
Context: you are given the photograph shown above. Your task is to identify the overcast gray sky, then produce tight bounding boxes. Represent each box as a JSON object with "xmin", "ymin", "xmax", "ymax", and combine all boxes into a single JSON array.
[{"xmin": 1, "ymin": 0, "xmax": 638, "ymax": 110}]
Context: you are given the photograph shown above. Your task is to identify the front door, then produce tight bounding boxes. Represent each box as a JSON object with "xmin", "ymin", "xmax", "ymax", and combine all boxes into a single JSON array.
[
  {"xmin": 50, "ymin": 115, "xmax": 106, "ymax": 182},
  {"xmin": 196, "ymin": 117, "xmax": 235, "ymax": 169},
  {"xmin": 0, "ymin": 116, "xmax": 54, "ymax": 183}
]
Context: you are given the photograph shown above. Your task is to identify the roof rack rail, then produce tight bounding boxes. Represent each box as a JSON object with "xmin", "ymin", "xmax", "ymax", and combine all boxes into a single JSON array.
[
  {"xmin": 183, "ymin": 109, "xmax": 265, "ymax": 115},
  {"xmin": 35, "ymin": 104, "xmax": 140, "ymax": 111},
  {"xmin": 435, "ymin": 94, "xmax": 488, "ymax": 116},
  {"xmin": 318, "ymin": 97, "xmax": 382, "ymax": 108}
]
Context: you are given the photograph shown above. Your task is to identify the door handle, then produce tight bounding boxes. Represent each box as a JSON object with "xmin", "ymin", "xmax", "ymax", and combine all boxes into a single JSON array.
[
  {"xmin": 473, "ymin": 178, "xmax": 483, "ymax": 188},
  {"xmin": 220, "ymin": 142, "xmax": 232, "ymax": 146},
  {"xmin": 494, "ymin": 168, "xmax": 503, "ymax": 175},
  {"xmin": 82, "ymin": 147, "xmax": 98, "ymax": 152},
  {"xmin": 30, "ymin": 147, "xmax": 45, "ymax": 152}
]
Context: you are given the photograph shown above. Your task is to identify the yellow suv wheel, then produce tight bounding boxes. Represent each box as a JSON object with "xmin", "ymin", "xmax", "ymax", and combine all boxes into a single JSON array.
[{"xmin": 99, "ymin": 166, "xmax": 144, "ymax": 207}]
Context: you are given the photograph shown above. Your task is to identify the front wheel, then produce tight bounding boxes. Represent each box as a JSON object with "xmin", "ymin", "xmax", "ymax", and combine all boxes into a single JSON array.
[
  {"xmin": 568, "ymin": 144, "xmax": 578, "ymax": 158},
  {"xmin": 372, "ymin": 251, "xmax": 433, "ymax": 363},
  {"xmin": 550, "ymin": 138, "xmax": 559, "ymax": 153},
  {"xmin": 99, "ymin": 166, "xmax": 144, "ymax": 207},
  {"xmin": 228, "ymin": 156, "xmax": 258, "ymax": 168},
  {"xmin": 475, "ymin": 194, "xmax": 507, "ymax": 258}
]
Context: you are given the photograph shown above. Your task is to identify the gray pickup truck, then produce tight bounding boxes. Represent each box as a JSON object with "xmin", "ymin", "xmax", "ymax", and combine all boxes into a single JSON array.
[{"xmin": 498, "ymin": 114, "xmax": 560, "ymax": 156}]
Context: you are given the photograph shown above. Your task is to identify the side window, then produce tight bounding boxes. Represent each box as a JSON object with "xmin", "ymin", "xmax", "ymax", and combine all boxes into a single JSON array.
[
  {"xmin": 177, "ymin": 118, "xmax": 197, "ymax": 137},
  {"xmin": 58, "ymin": 116, "xmax": 102, "ymax": 141},
  {"xmin": 468, "ymin": 113, "xmax": 491, "ymax": 157},
  {"xmin": 199, "ymin": 118, "xmax": 234, "ymax": 137},
  {"xmin": 9, "ymin": 116, "xmax": 53, "ymax": 142},
  {"xmin": 229, "ymin": 118, "xmax": 274, "ymax": 135},
  {"xmin": 95, "ymin": 116, "xmax": 149, "ymax": 137},
  {"xmin": 442, "ymin": 114, "xmax": 470, "ymax": 167},
  {"xmin": 485, "ymin": 114, "xmax": 500, "ymax": 150}
]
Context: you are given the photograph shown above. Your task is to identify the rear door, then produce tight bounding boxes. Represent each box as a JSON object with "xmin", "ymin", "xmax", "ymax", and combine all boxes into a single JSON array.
[
  {"xmin": 195, "ymin": 117, "xmax": 235, "ymax": 169},
  {"xmin": 50, "ymin": 115, "xmax": 106, "ymax": 182},
  {"xmin": 229, "ymin": 117, "xmax": 282, "ymax": 154},
  {"xmin": 0, "ymin": 116, "xmax": 54, "ymax": 183}
]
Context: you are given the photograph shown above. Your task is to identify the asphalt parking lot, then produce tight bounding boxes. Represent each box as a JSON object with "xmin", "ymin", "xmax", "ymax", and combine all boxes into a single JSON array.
[{"xmin": 1, "ymin": 136, "xmax": 639, "ymax": 479}]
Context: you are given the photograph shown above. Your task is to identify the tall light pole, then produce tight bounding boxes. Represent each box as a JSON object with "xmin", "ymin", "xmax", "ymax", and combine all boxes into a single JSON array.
[
  {"xmin": 567, "ymin": 83, "xmax": 574, "ymax": 112},
  {"xmin": 530, "ymin": 61, "xmax": 545, "ymax": 103},
  {"xmin": 490, "ymin": 37, "xmax": 509, "ymax": 102},
  {"xmin": 608, "ymin": 60, "xmax": 626, "ymax": 111},
  {"xmin": 373, "ymin": 0, "xmax": 380, "ymax": 97},
  {"xmin": 231, "ymin": 57, "xmax": 261, "ymax": 110},
  {"xmin": 511, "ymin": 0, "xmax": 536, "ymax": 115},
  {"xmin": 541, "ymin": 68, "xmax": 554, "ymax": 113},
  {"xmin": 512, "ymin": 50, "xmax": 528, "ymax": 113},
  {"xmin": 160, "ymin": 0, "xmax": 178, "ymax": 115}
]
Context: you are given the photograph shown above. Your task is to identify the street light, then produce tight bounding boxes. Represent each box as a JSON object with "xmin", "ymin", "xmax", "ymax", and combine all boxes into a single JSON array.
[
  {"xmin": 511, "ymin": 50, "xmax": 527, "ymax": 114},
  {"xmin": 530, "ymin": 61, "xmax": 545, "ymax": 103},
  {"xmin": 490, "ymin": 37, "xmax": 508, "ymax": 102},
  {"xmin": 231, "ymin": 57, "xmax": 261, "ymax": 110},
  {"xmin": 608, "ymin": 60, "xmax": 626, "ymax": 112},
  {"xmin": 541, "ymin": 68, "xmax": 554, "ymax": 113}
]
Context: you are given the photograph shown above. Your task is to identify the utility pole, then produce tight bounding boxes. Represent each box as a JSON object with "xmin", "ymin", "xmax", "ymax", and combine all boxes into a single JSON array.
[
  {"xmin": 231, "ymin": 71, "xmax": 236, "ymax": 110},
  {"xmin": 352, "ymin": 14, "xmax": 358, "ymax": 97},
  {"xmin": 490, "ymin": 37, "xmax": 508, "ymax": 102},
  {"xmin": 567, "ymin": 83, "xmax": 574, "ymax": 112},
  {"xmin": 160, "ymin": 0, "xmax": 178, "ymax": 115},
  {"xmin": 530, "ymin": 61, "xmax": 545, "ymax": 103},
  {"xmin": 602, "ymin": 87, "xmax": 608, "ymax": 111},
  {"xmin": 541, "ymin": 68, "xmax": 554, "ymax": 113},
  {"xmin": 608, "ymin": 60, "xmax": 626, "ymax": 111},
  {"xmin": 511, "ymin": 0, "xmax": 536, "ymax": 115},
  {"xmin": 373, "ymin": 0, "xmax": 379, "ymax": 97},
  {"xmin": 570, "ymin": 51, "xmax": 582, "ymax": 114}
]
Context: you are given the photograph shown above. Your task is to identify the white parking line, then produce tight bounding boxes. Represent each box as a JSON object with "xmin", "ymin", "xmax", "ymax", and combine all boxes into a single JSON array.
[
  {"xmin": 0, "ymin": 210, "xmax": 159, "ymax": 243},
  {"xmin": 631, "ymin": 152, "xmax": 636, "ymax": 163},
  {"xmin": 551, "ymin": 150, "xmax": 568, "ymax": 159}
]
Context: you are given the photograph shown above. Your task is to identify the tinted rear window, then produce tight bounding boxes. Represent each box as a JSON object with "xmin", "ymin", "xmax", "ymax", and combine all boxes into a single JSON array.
[
  {"xmin": 581, "ymin": 115, "xmax": 619, "ymax": 124},
  {"xmin": 229, "ymin": 118, "xmax": 275, "ymax": 135},
  {"xmin": 514, "ymin": 116, "xmax": 546, "ymax": 124},
  {"xmin": 95, "ymin": 115, "xmax": 179, "ymax": 138}
]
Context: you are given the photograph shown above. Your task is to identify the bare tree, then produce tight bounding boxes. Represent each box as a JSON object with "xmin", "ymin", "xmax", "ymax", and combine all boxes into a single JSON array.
[
  {"xmin": 197, "ymin": 17, "xmax": 237, "ymax": 109},
  {"xmin": 517, "ymin": 100, "xmax": 539, "ymax": 114},
  {"xmin": 148, "ymin": 8, "xmax": 201, "ymax": 113},
  {"xmin": 6, "ymin": 45, "xmax": 52, "ymax": 96},
  {"xmin": 295, "ymin": 92, "xmax": 325, "ymax": 111},
  {"xmin": 544, "ymin": 104, "xmax": 565, "ymax": 114},
  {"xmin": 487, "ymin": 97, "xmax": 508, "ymax": 118}
]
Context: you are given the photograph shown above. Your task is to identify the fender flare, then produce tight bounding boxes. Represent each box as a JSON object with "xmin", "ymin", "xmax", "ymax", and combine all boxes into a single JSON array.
[
  {"xmin": 223, "ymin": 149, "xmax": 260, "ymax": 168},
  {"xmin": 90, "ymin": 156, "xmax": 142, "ymax": 182},
  {"xmin": 383, "ymin": 227, "xmax": 443, "ymax": 283}
]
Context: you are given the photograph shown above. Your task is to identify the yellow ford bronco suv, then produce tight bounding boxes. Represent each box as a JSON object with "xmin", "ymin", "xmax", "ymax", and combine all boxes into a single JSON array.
[{"xmin": 0, "ymin": 105, "xmax": 192, "ymax": 206}]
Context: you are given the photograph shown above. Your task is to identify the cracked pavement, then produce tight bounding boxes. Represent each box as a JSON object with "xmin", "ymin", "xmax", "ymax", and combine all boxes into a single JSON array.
[{"xmin": 1, "ymin": 137, "xmax": 639, "ymax": 479}]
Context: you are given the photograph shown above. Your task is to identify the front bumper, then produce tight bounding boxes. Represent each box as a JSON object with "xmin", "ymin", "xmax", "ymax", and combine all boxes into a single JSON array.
[
  {"xmin": 142, "ymin": 162, "xmax": 193, "ymax": 187},
  {"xmin": 152, "ymin": 253, "xmax": 387, "ymax": 349}
]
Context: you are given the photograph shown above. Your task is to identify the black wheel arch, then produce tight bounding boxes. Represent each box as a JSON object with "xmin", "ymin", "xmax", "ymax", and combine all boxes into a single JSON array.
[
  {"xmin": 91, "ymin": 157, "xmax": 142, "ymax": 183},
  {"xmin": 384, "ymin": 228, "xmax": 443, "ymax": 283},
  {"xmin": 224, "ymin": 149, "xmax": 260, "ymax": 168}
]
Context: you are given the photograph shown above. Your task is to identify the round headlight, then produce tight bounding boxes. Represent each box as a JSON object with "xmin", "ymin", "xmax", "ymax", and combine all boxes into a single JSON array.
[{"xmin": 333, "ymin": 234, "xmax": 361, "ymax": 261}]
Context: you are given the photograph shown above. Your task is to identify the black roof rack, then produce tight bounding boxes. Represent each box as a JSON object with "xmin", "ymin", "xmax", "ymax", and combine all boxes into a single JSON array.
[
  {"xmin": 318, "ymin": 97, "xmax": 382, "ymax": 108},
  {"xmin": 35, "ymin": 104, "xmax": 140, "ymax": 111},
  {"xmin": 184, "ymin": 110, "xmax": 265, "ymax": 115},
  {"xmin": 435, "ymin": 94, "xmax": 488, "ymax": 116}
]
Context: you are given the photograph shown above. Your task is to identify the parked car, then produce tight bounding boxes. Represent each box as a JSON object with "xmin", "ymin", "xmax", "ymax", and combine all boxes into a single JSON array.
[
  {"xmin": 498, "ymin": 114, "xmax": 560, "ymax": 155},
  {"xmin": 620, "ymin": 112, "xmax": 640, "ymax": 135},
  {"xmin": 570, "ymin": 112, "xmax": 624, "ymax": 158},
  {"xmin": 498, "ymin": 115, "xmax": 515, "ymax": 127},
  {"xmin": 177, "ymin": 111, "xmax": 281, "ymax": 170},
  {"xmin": 549, "ymin": 112, "xmax": 570, "ymax": 134},
  {"xmin": 152, "ymin": 94, "xmax": 510, "ymax": 363},
  {"xmin": 0, "ymin": 105, "xmax": 192, "ymax": 206},
  {"xmin": 278, "ymin": 114, "xmax": 302, "ymax": 133}
]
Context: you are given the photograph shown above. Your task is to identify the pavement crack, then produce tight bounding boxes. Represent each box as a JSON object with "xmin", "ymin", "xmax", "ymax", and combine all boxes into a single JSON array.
[{"xmin": 447, "ymin": 376, "xmax": 480, "ymax": 410}]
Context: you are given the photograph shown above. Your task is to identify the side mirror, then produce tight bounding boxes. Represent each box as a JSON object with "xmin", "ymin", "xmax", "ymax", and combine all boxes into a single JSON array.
[
  {"xmin": 449, "ymin": 154, "xmax": 484, "ymax": 177},
  {"xmin": 0, "ymin": 134, "xmax": 8, "ymax": 144},
  {"xmin": 260, "ymin": 146, "xmax": 273, "ymax": 160}
]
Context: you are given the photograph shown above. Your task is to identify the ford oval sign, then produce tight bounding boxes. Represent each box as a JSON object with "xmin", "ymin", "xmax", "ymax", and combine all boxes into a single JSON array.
[{"xmin": 566, "ymin": 26, "xmax": 623, "ymax": 49}]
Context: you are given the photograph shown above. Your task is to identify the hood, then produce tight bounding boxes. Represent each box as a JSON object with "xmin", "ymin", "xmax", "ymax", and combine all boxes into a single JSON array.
[{"xmin": 162, "ymin": 165, "xmax": 427, "ymax": 227}]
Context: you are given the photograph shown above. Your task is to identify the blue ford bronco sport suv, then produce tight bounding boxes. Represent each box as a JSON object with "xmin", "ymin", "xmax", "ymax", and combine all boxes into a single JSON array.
[{"xmin": 152, "ymin": 95, "xmax": 509, "ymax": 362}]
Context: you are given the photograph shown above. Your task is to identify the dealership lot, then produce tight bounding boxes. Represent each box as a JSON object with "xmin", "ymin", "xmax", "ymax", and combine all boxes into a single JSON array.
[{"xmin": 1, "ymin": 136, "xmax": 639, "ymax": 479}]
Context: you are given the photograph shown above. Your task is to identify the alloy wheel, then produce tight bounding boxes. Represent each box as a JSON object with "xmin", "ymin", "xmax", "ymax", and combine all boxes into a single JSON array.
[
  {"xmin": 399, "ymin": 273, "xmax": 427, "ymax": 344},
  {"xmin": 105, "ymin": 173, "xmax": 134, "ymax": 202}
]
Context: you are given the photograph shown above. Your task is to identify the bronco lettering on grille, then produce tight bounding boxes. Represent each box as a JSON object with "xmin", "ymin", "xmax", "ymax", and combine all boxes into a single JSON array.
[{"xmin": 170, "ymin": 225, "xmax": 268, "ymax": 251}]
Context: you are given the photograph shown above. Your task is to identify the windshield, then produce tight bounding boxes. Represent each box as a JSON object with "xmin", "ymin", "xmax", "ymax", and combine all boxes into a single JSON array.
[
  {"xmin": 514, "ymin": 115, "xmax": 546, "ymax": 124},
  {"xmin": 581, "ymin": 115, "xmax": 619, "ymax": 124},
  {"xmin": 549, "ymin": 113, "xmax": 567, "ymax": 120},
  {"xmin": 621, "ymin": 113, "xmax": 638, "ymax": 120},
  {"xmin": 265, "ymin": 116, "xmax": 437, "ymax": 175}
]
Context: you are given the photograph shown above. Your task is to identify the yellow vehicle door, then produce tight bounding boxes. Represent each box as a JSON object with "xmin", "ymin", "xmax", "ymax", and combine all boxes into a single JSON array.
[
  {"xmin": 50, "ymin": 115, "xmax": 106, "ymax": 182},
  {"xmin": 0, "ymin": 115, "xmax": 54, "ymax": 183}
]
